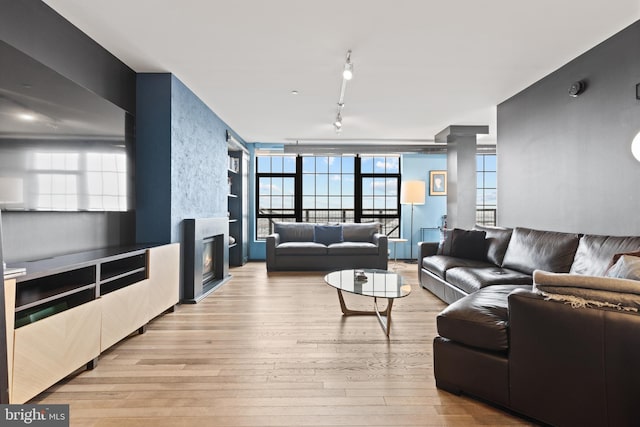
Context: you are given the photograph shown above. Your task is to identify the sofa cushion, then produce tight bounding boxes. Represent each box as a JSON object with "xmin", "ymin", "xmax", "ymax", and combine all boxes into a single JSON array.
[
  {"xmin": 437, "ymin": 285, "xmax": 531, "ymax": 352},
  {"xmin": 449, "ymin": 229, "xmax": 487, "ymax": 261},
  {"xmin": 327, "ymin": 242, "xmax": 379, "ymax": 255},
  {"xmin": 421, "ymin": 255, "xmax": 494, "ymax": 280},
  {"xmin": 274, "ymin": 222, "xmax": 315, "ymax": 242},
  {"xmin": 569, "ymin": 235, "xmax": 640, "ymax": 276},
  {"xmin": 446, "ymin": 267, "xmax": 533, "ymax": 294},
  {"xmin": 275, "ymin": 242, "xmax": 327, "ymax": 255},
  {"xmin": 437, "ymin": 228, "xmax": 453, "ymax": 255},
  {"xmin": 610, "ymin": 250, "xmax": 640, "ymax": 267},
  {"xmin": 313, "ymin": 225, "xmax": 343, "ymax": 246},
  {"xmin": 474, "ymin": 225, "xmax": 513, "ymax": 266},
  {"xmin": 501, "ymin": 227, "xmax": 580, "ymax": 275},
  {"xmin": 341, "ymin": 222, "xmax": 380, "ymax": 242},
  {"xmin": 606, "ymin": 255, "xmax": 640, "ymax": 281}
]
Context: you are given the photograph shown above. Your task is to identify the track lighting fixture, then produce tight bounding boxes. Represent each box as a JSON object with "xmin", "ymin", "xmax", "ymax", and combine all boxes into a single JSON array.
[
  {"xmin": 334, "ymin": 113, "xmax": 343, "ymax": 132},
  {"xmin": 334, "ymin": 50, "xmax": 353, "ymax": 133},
  {"xmin": 343, "ymin": 51, "xmax": 353, "ymax": 80}
]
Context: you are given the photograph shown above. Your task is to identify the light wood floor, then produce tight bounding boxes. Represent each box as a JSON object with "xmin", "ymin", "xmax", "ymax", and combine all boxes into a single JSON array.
[{"xmin": 33, "ymin": 262, "xmax": 536, "ymax": 426}]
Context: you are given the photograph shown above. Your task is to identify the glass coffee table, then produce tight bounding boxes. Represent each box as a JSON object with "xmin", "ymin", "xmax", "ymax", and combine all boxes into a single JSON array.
[{"xmin": 323, "ymin": 269, "xmax": 411, "ymax": 337}]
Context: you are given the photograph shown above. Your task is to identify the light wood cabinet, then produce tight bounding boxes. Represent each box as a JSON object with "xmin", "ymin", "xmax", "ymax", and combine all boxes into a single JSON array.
[
  {"xmin": 3, "ymin": 279, "xmax": 15, "ymax": 403},
  {"xmin": 100, "ymin": 279, "xmax": 149, "ymax": 351},
  {"xmin": 12, "ymin": 300, "xmax": 101, "ymax": 403},
  {"xmin": 5, "ymin": 243, "xmax": 179, "ymax": 403},
  {"xmin": 148, "ymin": 244, "xmax": 180, "ymax": 317}
]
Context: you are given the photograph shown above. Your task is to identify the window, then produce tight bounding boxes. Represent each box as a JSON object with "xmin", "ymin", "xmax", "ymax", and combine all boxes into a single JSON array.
[
  {"xmin": 359, "ymin": 156, "xmax": 400, "ymax": 237},
  {"xmin": 255, "ymin": 154, "xmax": 401, "ymax": 239},
  {"xmin": 256, "ymin": 155, "xmax": 297, "ymax": 238},
  {"xmin": 302, "ymin": 156, "xmax": 355, "ymax": 223},
  {"xmin": 476, "ymin": 154, "xmax": 497, "ymax": 226}
]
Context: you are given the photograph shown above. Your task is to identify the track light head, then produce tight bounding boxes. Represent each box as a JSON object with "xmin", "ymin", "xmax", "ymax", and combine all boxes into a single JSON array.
[
  {"xmin": 334, "ymin": 114, "xmax": 343, "ymax": 132},
  {"xmin": 343, "ymin": 62, "xmax": 353, "ymax": 80},
  {"xmin": 343, "ymin": 50, "xmax": 353, "ymax": 80}
]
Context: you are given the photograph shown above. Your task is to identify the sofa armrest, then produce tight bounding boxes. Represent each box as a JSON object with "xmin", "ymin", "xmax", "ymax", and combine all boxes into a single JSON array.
[
  {"xmin": 267, "ymin": 233, "xmax": 280, "ymax": 246},
  {"xmin": 419, "ymin": 241, "xmax": 439, "ymax": 259},
  {"xmin": 265, "ymin": 233, "xmax": 280, "ymax": 271},
  {"xmin": 507, "ymin": 288, "xmax": 640, "ymax": 426},
  {"xmin": 372, "ymin": 233, "xmax": 388, "ymax": 253}
]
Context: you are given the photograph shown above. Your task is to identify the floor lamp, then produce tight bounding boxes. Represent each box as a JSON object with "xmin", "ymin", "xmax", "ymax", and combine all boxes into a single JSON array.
[{"xmin": 400, "ymin": 180, "xmax": 425, "ymax": 263}]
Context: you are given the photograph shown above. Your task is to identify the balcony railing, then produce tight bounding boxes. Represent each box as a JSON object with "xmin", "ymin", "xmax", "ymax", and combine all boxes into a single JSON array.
[
  {"xmin": 476, "ymin": 208, "xmax": 497, "ymax": 226},
  {"xmin": 257, "ymin": 208, "xmax": 399, "ymax": 239}
]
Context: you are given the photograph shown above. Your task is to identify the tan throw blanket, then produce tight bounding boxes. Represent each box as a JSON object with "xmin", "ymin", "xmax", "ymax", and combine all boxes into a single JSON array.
[{"xmin": 532, "ymin": 270, "xmax": 640, "ymax": 312}]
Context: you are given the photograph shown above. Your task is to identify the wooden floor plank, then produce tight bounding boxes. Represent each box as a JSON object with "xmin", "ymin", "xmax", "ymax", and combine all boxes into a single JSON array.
[{"xmin": 29, "ymin": 262, "xmax": 537, "ymax": 426}]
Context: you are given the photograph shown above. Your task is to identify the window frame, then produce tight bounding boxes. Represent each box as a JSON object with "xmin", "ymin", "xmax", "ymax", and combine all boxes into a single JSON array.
[
  {"xmin": 357, "ymin": 156, "xmax": 401, "ymax": 236},
  {"xmin": 476, "ymin": 153, "xmax": 497, "ymax": 226},
  {"xmin": 255, "ymin": 154, "xmax": 402, "ymax": 239}
]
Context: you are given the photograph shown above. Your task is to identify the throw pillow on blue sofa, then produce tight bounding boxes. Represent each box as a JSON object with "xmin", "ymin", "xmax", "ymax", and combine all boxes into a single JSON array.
[{"xmin": 314, "ymin": 225, "xmax": 344, "ymax": 245}]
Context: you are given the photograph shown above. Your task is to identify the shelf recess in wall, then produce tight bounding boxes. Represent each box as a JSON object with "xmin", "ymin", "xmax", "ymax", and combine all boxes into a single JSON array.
[{"xmin": 226, "ymin": 130, "xmax": 249, "ymax": 153}]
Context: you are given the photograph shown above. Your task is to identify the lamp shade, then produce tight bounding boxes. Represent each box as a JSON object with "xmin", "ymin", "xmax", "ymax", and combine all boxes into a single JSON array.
[
  {"xmin": 0, "ymin": 177, "xmax": 24, "ymax": 204},
  {"xmin": 632, "ymin": 131, "xmax": 640, "ymax": 162},
  {"xmin": 400, "ymin": 180, "xmax": 426, "ymax": 205}
]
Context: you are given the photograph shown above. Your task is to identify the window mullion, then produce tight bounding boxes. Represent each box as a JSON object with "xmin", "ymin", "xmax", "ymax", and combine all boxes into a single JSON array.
[
  {"xmin": 355, "ymin": 156, "xmax": 362, "ymax": 222},
  {"xmin": 295, "ymin": 155, "xmax": 303, "ymax": 222}
]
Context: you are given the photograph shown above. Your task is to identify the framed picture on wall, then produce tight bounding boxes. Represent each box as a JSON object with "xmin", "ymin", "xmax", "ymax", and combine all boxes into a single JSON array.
[{"xmin": 429, "ymin": 171, "xmax": 447, "ymax": 196}]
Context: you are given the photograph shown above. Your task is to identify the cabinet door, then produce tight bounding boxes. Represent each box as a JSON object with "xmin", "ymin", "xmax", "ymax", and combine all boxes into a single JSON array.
[
  {"xmin": 147, "ymin": 243, "xmax": 179, "ymax": 319},
  {"xmin": 100, "ymin": 279, "xmax": 150, "ymax": 351},
  {"xmin": 4, "ymin": 279, "xmax": 15, "ymax": 404},
  {"xmin": 12, "ymin": 300, "xmax": 101, "ymax": 404}
]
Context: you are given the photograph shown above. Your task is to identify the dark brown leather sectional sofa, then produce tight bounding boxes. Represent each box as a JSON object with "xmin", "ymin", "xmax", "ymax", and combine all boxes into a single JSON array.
[{"xmin": 419, "ymin": 226, "xmax": 640, "ymax": 426}]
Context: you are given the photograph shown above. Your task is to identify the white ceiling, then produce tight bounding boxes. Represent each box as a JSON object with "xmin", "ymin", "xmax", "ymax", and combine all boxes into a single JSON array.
[{"xmin": 42, "ymin": 0, "xmax": 640, "ymax": 145}]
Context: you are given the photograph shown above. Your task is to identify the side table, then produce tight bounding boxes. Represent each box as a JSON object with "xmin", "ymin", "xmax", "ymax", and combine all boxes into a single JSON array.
[{"xmin": 388, "ymin": 238, "xmax": 408, "ymax": 269}]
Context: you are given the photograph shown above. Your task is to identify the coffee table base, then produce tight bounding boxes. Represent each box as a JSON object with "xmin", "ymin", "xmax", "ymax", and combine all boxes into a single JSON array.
[{"xmin": 336, "ymin": 289, "xmax": 395, "ymax": 337}]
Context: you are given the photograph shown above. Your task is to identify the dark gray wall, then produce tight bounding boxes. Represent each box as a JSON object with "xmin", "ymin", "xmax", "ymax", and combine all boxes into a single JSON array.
[
  {"xmin": 0, "ymin": 0, "xmax": 135, "ymax": 112},
  {"xmin": 0, "ymin": 0, "xmax": 137, "ymax": 262},
  {"xmin": 497, "ymin": 20, "xmax": 640, "ymax": 235}
]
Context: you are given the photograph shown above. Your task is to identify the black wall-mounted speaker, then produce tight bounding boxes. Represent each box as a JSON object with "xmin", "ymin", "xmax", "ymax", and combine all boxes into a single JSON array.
[{"xmin": 568, "ymin": 80, "xmax": 586, "ymax": 97}]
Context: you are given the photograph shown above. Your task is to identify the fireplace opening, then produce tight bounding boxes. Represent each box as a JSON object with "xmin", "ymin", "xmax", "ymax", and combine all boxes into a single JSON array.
[
  {"xmin": 183, "ymin": 217, "xmax": 230, "ymax": 303},
  {"xmin": 202, "ymin": 238, "xmax": 214, "ymax": 283},
  {"xmin": 202, "ymin": 234, "xmax": 223, "ymax": 286}
]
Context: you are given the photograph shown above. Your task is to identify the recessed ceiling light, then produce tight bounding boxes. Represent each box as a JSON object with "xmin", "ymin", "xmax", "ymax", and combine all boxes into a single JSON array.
[
  {"xmin": 17, "ymin": 113, "xmax": 36, "ymax": 121},
  {"xmin": 291, "ymin": 90, "xmax": 299, "ymax": 95}
]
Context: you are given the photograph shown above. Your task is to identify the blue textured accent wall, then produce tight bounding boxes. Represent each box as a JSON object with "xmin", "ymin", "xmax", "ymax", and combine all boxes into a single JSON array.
[
  {"xmin": 169, "ymin": 75, "xmax": 228, "ymax": 242},
  {"xmin": 136, "ymin": 73, "xmax": 244, "ymax": 246}
]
